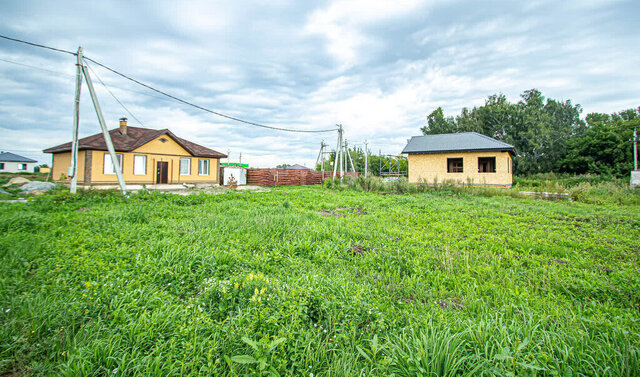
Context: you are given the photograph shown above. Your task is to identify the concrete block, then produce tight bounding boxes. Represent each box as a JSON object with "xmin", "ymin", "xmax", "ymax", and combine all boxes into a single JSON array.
[{"xmin": 631, "ymin": 171, "xmax": 640, "ymax": 188}]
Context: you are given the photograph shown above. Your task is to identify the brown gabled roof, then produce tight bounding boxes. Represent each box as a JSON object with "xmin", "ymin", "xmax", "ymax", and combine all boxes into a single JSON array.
[{"xmin": 43, "ymin": 126, "xmax": 227, "ymax": 158}]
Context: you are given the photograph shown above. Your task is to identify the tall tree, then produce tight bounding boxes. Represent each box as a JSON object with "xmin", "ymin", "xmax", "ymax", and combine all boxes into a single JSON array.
[
  {"xmin": 421, "ymin": 107, "xmax": 457, "ymax": 134},
  {"xmin": 422, "ymin": 89, "xmax": 585, "ymax": 175},
  {"xmin": 559, "ymin": 109, "xmax": 637, "ymax": 177}
]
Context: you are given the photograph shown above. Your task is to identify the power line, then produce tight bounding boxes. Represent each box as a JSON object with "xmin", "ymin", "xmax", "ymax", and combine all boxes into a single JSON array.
[
  {"xmin": 0, "ymin": 35, "xmax": 76, "ymax": 56},
  {"xmin": 0, "ymin": 57, "xmax": 75, "ymax": 78},
  {"xmin": 1, "ymin": 33, "xmax": 337, "ymax": 134},
  {"xmin": 83, "ymin": 57, "xmax": 337, "ymax": 133},
  {"xmin": 85, "ymin": 61, "xmax": 147, "ymax": 128},
  {"xmin": 0, "ymin": 56, "xmax": 179, "ymax": 104}
]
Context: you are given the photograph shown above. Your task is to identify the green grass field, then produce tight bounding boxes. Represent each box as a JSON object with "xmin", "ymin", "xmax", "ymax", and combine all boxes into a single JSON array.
[{"xmin": 1, "ymin": 186, "xmax": 639, "ymax": 376}]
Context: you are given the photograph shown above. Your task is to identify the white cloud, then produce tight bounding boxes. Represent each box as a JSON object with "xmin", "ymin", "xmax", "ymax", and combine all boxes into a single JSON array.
[
  {"xmin": 305, "ymin": 0, "xmax": 431, "ymax": 68},
  {"xmin": 1, "ymin": 0, "xmax": 640, "ymax": 169}
]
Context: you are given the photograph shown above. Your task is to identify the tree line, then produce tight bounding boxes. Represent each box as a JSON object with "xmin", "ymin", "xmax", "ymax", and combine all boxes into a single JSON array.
[{"xmin": 421, "ymin": 89, "xmax": 639, "ymax": 177}]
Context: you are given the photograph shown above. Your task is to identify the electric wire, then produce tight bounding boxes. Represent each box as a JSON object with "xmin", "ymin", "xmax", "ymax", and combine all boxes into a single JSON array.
[
  {"xmin": 85, "ymin": 61, "xmax": 147, "ymax": 128},
  {"xmin": 83, "ymin": 57, "xmax": 337, "ymax": 133},
  {"xmin": 0, "ymin": 35, "xmax": 76, "ymax": 56},
  {"xmin": 0, "ymin": 57, "xmax": 75, "ymax": 78},
  {"xmin": 1, "ymin": 34, "xmax": 338, "ymax": 134},
  {"xmin": 0, "ymin": 56, "xmax": 180, "ymax": 104}
]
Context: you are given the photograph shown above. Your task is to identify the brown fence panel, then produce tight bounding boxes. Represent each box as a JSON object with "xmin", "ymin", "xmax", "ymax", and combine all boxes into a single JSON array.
[{"xmin": 245, "ymin": 169, "xmax": 359, "ymax": 187}]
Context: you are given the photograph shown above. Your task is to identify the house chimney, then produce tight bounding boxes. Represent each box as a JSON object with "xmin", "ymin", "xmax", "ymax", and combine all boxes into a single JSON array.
[{"xmin": 119, "ymin": 117, "xmax": 128, "ymax": 135}]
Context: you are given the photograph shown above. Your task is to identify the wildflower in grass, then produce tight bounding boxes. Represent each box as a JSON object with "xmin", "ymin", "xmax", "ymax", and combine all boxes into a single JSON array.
[{"xmin": 4, "ymin": 309, "xmax": 9, "ymax": 313}]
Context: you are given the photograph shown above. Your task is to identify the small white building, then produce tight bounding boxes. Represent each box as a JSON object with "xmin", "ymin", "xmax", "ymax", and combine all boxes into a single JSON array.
[
  {"xmin": 222, "ymin": 165, "xmax": 247, "ymax": 186},
  {"xmin": 0, "ymin": 152, "xmax": 37, "ymax": 173}
]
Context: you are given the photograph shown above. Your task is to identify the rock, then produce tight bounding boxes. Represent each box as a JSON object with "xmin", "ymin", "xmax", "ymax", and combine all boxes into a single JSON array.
[
  {"xmin": 194, "ymin": 183, "xmax": 217, "ymax": 189},
  {"xmin": 182, "ymin": 183, "xmax": 196, "ymax": 189},
  {"xmin": 3, "ymin": 177, "xmax": 31, "ymax": 187},
  {"xmin": 0, "ymin": 188, "xmax": 10, "ymax": 195},
  {"xmin": 20, "ymin": 181, "xmax": 57, "ymax": 193}
]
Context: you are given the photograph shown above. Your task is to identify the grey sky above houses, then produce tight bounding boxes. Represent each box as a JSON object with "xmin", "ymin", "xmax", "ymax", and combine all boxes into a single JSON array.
[{"xmin": 1, "ymin": 0, "xmax": 638, "ymax": 168}]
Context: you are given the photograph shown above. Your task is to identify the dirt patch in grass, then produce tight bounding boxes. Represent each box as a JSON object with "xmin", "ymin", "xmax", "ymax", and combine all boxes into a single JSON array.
[
  {"xmin": 334, "ymin": 206, "xmax": 367, "ymax": 215},
  {"xmin": 436, "ymin": 296, "xmax": 464, "ymax": 310},
  {"xmin": 597, "ymin": 265, "xmax": 613, "ymax": 276},
  {"xmin": 318, "ymin": 209, "xmax": 344, "ymax": 218},
  {"xmin": 551, "ymin": 258, "xmax": 570, "ymax": 265},
  {"xmin": 75, "ymin": 207, "xmax": 91, "ymax": 212},
  {"xmin": 348, "ymin": 245, "xmax": 370, "ymax": 256},
  {"xmin": 318, "ymin": 206, "xmax": 367, "ymax": 217},
  {"xmin": 2, "ymin": 370, "xmax": 25, "ymax": 377}
]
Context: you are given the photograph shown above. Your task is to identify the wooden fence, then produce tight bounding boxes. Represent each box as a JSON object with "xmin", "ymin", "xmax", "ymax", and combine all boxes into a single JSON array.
[{"xmin": 246, "ymin": 169, "xmax": 359, "ymax": 187}]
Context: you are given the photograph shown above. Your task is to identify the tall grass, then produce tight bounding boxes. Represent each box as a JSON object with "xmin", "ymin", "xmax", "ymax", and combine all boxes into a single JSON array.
[
  {"xmin": 326, "ymin": 174, "xmax": 640, "ymax": 205},
  {"xmin": 1, "ymin": 187, "xmax": 639, "ymax": 375}
]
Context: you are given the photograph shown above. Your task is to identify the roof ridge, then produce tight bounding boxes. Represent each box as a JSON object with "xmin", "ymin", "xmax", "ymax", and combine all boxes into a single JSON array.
[
  {"xmin": 402, "ymin": 132, "xmax": 515, "ymax": 154},
  {"xmin": 471, "ymin": 131, "xmax": 513, "ymax": 147},
  {"xmin": 0, "ymin": 151, "xmax": 37, "ymax": 162}
]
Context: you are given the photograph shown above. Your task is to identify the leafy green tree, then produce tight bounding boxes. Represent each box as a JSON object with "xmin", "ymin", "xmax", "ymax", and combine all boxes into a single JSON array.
[
  {"xmin": 559, "ymin": 109, "xmax": 637, "ymax": 177},
  {"xmin": 421, "ymin": 107, "xmax": 457, "ymax": 134},
  {"xmin": 422, "ymin": 89, "xmax": 585, "ymax": 175}
]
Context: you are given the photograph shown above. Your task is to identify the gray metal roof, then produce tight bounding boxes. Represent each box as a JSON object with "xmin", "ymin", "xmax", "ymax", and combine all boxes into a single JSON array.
[
  {"xmin": 283, "ymin": 164, "xmax": 311, "ymax": 170},
  {"xmin": 0, "ymin": 151, "xmax": 37, "ymax": 163},
  {"xmin": 401, "ymin": 132, "xmax": 515, "ymax": 154}
]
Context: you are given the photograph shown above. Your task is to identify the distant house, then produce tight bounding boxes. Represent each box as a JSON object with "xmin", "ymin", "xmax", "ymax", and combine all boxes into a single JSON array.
[
  {"xmin": 0, "ymin": 152, "xmax": 37, "ymax": 173},
  {"xmin": 43, "ymin": 118, "xmax": 227, "ymax": 186},
  {"xmin": 402, "ymin": 132, "xmax": 515, "ymax": 187},
  {"xmin": 284, "ymin": 164, "xmax": 311, "ymax": 170}
]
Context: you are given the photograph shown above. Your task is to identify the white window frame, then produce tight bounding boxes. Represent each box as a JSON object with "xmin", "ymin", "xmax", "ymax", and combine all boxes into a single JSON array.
[
  {"xmin": 19, "ymin": 163, "xmax": 27, "ymax": 171},
  {"xmin": 103, "ymin": 153, "xmax": 123, "ymax": 175},
  {"xmin": 133, "ymin": 155, "xmax": 147, "ymax": 175},
  {"xmin": 198, "ymin": 159, "xmax": 209, "ymax": 176},
  {"xmin": 180, "ymin": 158, "xmax": 191, "ymax": 175}
]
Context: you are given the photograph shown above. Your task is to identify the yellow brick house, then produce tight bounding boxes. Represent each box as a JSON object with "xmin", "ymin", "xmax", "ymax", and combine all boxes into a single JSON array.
[
  {"xmin": 44, "ymin": 118, "xmax": 227, "ymax": 186},
  {"xmin": 402, "ymin": 132, "xmax": 515, "ymax": 187}
]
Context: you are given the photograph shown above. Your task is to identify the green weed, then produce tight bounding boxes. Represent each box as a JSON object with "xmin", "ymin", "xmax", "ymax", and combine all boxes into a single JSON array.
[{"xmin": 1, "ymin": 186, "xmax": 639, "ymax": 375}]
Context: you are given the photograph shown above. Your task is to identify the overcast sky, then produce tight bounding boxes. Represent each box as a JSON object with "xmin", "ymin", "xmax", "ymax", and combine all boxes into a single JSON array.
[{"xmin": 1, "ymin": 0, "xmax": 639, "ymax": 167}]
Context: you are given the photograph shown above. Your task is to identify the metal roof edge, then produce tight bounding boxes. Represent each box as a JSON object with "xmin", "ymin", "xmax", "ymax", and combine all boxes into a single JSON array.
[{"xmin": 405, "ymin": 147, "xmax": 515, "ymax": 154}]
